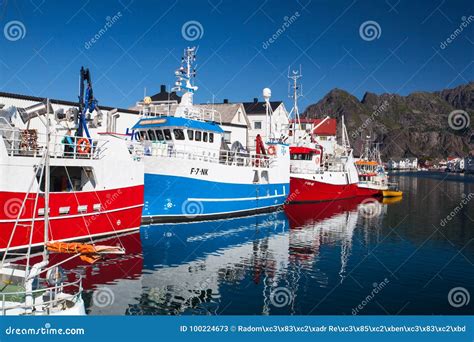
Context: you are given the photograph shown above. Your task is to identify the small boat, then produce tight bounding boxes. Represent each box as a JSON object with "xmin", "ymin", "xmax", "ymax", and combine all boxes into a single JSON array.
[
  {"xmin": 382, "ymin": 183, "xmax": 403, "ymax": 197},
  {"xmin": 354, "ymin": 137, "xmax": 388, "ymax": 196},
  {"xmin": 288, "ymin": 116, "xmax": 359, "ymax": 203}
]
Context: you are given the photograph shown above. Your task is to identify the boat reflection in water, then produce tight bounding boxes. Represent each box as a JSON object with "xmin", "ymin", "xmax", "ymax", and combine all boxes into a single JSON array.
[
  {"xmin": 127, "ymin": 196, "xmax": 387, "ymax": 315},
  {"xmin": 11, "ymin": 232, "xmax": 144, "ymax": 315}
]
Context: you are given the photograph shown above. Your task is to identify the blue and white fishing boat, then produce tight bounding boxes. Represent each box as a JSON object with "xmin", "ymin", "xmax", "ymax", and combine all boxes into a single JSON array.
[{"xmin": 130, "ymin": 47, "xmax": 290, "ymax": 223}]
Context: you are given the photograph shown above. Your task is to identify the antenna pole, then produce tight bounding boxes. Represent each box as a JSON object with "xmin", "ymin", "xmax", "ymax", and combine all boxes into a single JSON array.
[
  {"xmin": 44, "ymin": 99, "xmax": 51, "ymax": 262},
  {"xmin": 288, "ymin": 65, "xmax": 302, "ymax": 143}
]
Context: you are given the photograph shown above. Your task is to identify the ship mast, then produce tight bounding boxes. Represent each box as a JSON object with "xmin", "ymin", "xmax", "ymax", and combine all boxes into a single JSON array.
[
  {"xmin": 173, "ymin": 47, "xmax": 198, "ymax": 117},
  {"xmin": 288, "ymin": 66, "xmax": 303, "ymax": 143},
  {"xmin": 43, "ymin": 99, "xmax": 51, "ymax": 263}
]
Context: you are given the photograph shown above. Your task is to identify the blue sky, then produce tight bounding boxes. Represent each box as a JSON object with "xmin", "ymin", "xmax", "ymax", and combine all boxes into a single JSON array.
[{"xmin": 0, "ymin": 0, "xmax": 472, "ymax": 111}]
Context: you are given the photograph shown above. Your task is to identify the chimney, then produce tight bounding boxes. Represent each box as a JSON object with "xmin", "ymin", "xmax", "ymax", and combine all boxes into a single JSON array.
[
  {"xmin": 160, "ymin": 85, "xmax": 166, "ymax": 93},
  {"xmin": 223, "ymin": 99, "xmax": 229, "ymax": 104},
  {"xmin": 253, "ymin": 97, "xmax": 258, "ymax": 103}
]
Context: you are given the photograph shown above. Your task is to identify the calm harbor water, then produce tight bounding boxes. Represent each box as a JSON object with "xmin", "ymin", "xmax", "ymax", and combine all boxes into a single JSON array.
[{"xmin": 70, "ymin": 172, "xmax": 473, "ymax": 315}]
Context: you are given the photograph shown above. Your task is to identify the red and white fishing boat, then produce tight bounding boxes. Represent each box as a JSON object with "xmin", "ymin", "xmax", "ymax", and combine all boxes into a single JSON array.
[
  {"xmin": 354, "ymin": 137, "xmax": 388, "ymax": 197},
  {"xmin": 0, "ymin": 69, "xmax": 144, "ymax": 251}
]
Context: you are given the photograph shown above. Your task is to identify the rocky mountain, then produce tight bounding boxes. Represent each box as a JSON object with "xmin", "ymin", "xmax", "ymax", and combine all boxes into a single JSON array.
[{"xmin": 303, "ymin": 82, "xmax": 473, "ymax": 160}]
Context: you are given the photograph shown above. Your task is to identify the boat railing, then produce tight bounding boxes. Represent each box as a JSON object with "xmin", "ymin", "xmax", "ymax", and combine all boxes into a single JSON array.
[
  {"xmin": 131, "ymin": 141, "xmax": 274, "ymax": 168},
  {"xmin": 137, "ymin": 101, "xmax": 222, "ymax": 125},
  {"xmin": 0, "ymin": 275, "xmax": 83, "ymax": 315},
  {"xmin": 0, "ymin": 127, "xmax": 109, "ymax": 160},
  {"xmin": 290, "ymin": 160, "xmax": 347, "ymax": 174}
]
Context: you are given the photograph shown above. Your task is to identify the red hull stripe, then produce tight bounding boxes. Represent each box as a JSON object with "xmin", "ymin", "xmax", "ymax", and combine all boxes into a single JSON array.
[
  {"xmin": 0, "ymin": 185, "xmax": 144, "ymax": 250},
  {"xmin": 289, "ymin": 177, "xmax": 358, "ymax": 202}
]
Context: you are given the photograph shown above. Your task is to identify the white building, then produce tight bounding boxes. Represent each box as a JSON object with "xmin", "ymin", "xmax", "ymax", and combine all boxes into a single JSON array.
[
  {"xmin": 0, "ymin": 91, "xmax": 138, "ymax": 137},
  {"xmin": 387, "ymin": 157, "xmax": 418, "ymax": 170},
  {"xmin": 243, "ymin": 98, "xmax": 289, "ymax": 149}
]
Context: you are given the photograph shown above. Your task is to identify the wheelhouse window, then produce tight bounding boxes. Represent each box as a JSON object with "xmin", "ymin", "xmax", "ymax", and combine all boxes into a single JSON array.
[
  {"xmin": 147, "ymin": 129, "xmax": 156, "ymax": 141},
  {"xmin": 195, "ymin": 131, "xmax": 202, "ymax": 141},
  {"xmin": 187, "ymin": 130, "xmax": 194, "ymax": 140},
  {"xmin": 155, "ymin": 129, "xmax": 164, "ymax": 141},
  {"xmin": 209, "ymin": 132, "xmax": 214, "ymax": 143},
  {"xmin": 290, "ymin": 153, "xmax": 312, "ymax": 161},
  {"xmin": 173, "ymin": 129, "xmax": 185, "ymax": 140},
  {"xmin": 203, "ymin": 132, "xmax": 208, "ymax": 142},
  {"xmin": 138, "ymin": 131, "xmax": 147, "ymax": 141},
  {"xmin": 163, "ymin": 129, "xmax": 172, "ymax": 140}
]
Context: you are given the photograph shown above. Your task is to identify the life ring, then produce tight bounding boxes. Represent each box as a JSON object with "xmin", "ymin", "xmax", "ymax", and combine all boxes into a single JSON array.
[
  {"xmin": 315, "ymin": 155, "xmax": 320, "ymax": 164},
  {"xmin": 77, "ymin": 138, "xmax": 91, "ymax": 154},
  {"xmin": 267, "ymin": 145, "xmax": 276, "ymax": 155}
]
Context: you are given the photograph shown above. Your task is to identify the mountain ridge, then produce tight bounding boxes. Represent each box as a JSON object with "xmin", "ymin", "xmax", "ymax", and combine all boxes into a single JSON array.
[{"xmin": 303, "ymin": 82, "xmax": 473, "ymax": 160}]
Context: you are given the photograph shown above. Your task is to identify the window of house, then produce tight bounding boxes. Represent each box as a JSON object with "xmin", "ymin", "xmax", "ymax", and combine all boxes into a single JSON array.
[
  {"xmin": 223, "ymin": 131, "xmax": 231, "ymax": 143},
  {"xmin": 254, "ymin": 121, "xmax": 262, "ymax": 129},
  {"xmin": 155, "ymin": 130, "xmax": 164, "ymax": 141},
  {"xmin": 163, "ymin": 129, "xmax": 172, "ymax": 140},
  {"xmin": 187, "ymin": 130, "xmax": 194, "ymax": 140},
  {"xmin": 203, "ymin": 132, "xmax": 208, "ymax": 142},
  {"xmin": 173, "ymin": 129, "xmax": 185, "ymax": 140},
  {"xmin": 195, "ymin": 131, "xmax": 202, "ymax": 141},
  {"xmin": 209, "ymin": 133, "xmax": 214, "ymax": 143}
]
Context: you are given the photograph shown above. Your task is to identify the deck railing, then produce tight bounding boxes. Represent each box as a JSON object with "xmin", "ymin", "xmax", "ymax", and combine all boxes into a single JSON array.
[
  {"xmin": 137, "ymin": 101, "xmax": 222, "ymax": 125},
  {"xmin": 0, "ymin": 127, "xmax": 109, "ymax": 160},
  {"xmin": 129, "ymin": 141, "xmax": 274, "ymax": 169},
  {"xmin": 0, "ymin": 275, "xmax": 83, "ymax": 316}
]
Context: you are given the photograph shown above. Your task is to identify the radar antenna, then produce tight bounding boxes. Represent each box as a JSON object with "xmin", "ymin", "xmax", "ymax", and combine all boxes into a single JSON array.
[{"xmin": 288, "ymin": 65, "xmax": 303, "ymax": 143}]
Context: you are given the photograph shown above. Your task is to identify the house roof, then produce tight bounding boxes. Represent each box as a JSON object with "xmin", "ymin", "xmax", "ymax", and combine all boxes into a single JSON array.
[
  {"xmin": 194, "ymin": 103, "xmax": 249, "ymax": 126},
  {"xmin": 312, "ymin": 118, "xmax": 337, "ymax": 136},
  {"xmin": 0, "ymin": 91, "xmax": 140, "ymax": 114},
  {"xmin": 242, "ymin": 100, "xmax": 282, "ymax": 115},
  {"xmin": 289, "ymin": 117, "xmax": 337, "ymax": 136}
]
